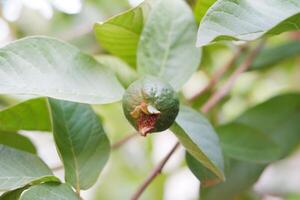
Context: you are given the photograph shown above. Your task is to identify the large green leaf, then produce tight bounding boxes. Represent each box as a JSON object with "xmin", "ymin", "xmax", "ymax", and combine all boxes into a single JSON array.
[
  {"xmin": 197, "ymin": 0, "xmax": 300, "ymax": 47},
  {"xmin": 0, "ymin": 131, "xmax": 36, "ymax": 154},
  {"xmin": 250, "ymin": 41, "xmax": 300, "ymax": 70},
  {"xmin": 137, "ymin": 0, "xmax": 201, "ymax": 90},
  {"xmin": 236, "ymin": 93, "xmax": 300, "ymax": 156},
  {"xmin": 94, "ymin": 2, "xmax": 145, "ymax": 67},
  {"xmin": 170, "ymin": 106, "xmax": 224, "ymax": 180},
  {"xmin": 0, "ymin": 36, "xmax": 124, "ymax": 104},
  {"xmin": 48, "ymin": 99, "xmax": 110, "ymax": 190},
  {"xmin": 194, "ymin": 0, "xmax": 217, "ymax": 23},
  {"xmin": 200, "ymin": 159, "xmax": 265, "ymax": 200},
  {"xmin": 20, "ymin": 183, "xmax": 80, "ymax": 200},
  {"xmin": 95, "ymin": 55, "xmax": 138, "ymax": 88},
  {"xmin": 0, "ymin": 145, "xmax": 58, "ymax": 191},
  {"xmin": 0, "ymin": 98, "xmax": 50, "ymax": 132},
  {"xmin": 217, "ymin": 123, "xmax": 281, "ymax": 163}
]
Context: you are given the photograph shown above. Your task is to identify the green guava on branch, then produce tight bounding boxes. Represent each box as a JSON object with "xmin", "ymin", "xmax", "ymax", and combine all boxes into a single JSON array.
[{"xmin": 122, "ymin": 76, "xmax": 179, "ymax": 136}]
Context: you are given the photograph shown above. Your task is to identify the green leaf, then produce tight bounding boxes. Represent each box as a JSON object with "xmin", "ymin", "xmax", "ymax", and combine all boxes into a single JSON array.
[
  {"xmin": 0, "ymin": 98, "xmax": 50, "ymax": 132},
  {"xmin": 170, "ymin": 106, "xmax": 224, "ymax": 181},
  {"xmin": 197, "ymin": 0, "xmax": 300, "ymax": 47},
  {"xmin": 137, "ymin": 0, "xmax": 201, "ymax": 90},
  {"xmin": 250, "ymin": 41, "xmax": 300, "ymax": 70},
  {"xmin": 194, "ymin": 0, "xmax": 217, "ymax": 23},
  {"xmin": 200, "ymin": 159, "xmax": 265, "ymax": 200},
  {"xmin": 0, "ymin": 145, "xmax": 59, "ymax": 191},
  {"xmin": 217, "ymin": 123, "xmax": 281, "ymax": 163},
  {"xmin": 0, "ymin": 36, "xmax": 124, "ymax": 104},
  {"xmin": 186, "ymin": 152, "xmax": 222, "ymax": 187},
  {"xmin": 95, "ymin": 55, "xmax": 138, "ymax": 88},
  {"xmin": 48, "ymin": 98, "xmax": 110, "ymax": 190},
  {"xmin": 0, "ymin": 131, "xmax": 36, "ymax": 154},
  {"xmin": 0, "ymin": 187, "xmax": 27, "ymax": 200},
  {"xmin": 236, "ymin": 93, "xmax": 300, "ymax": 157},
  {"xmin": 94, "ymin": 3, "xmax": 144, "ymax": 67},
  {"xmin": 20, "ymin": 183, "xmax": 80, "ymax": 200}
]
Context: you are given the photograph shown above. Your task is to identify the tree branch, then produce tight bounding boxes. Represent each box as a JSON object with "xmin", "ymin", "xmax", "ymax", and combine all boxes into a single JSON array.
[
  {"xmin": 201, "ymin": 39, "xmax": 266, "ymax": 113},
  {"xmin": 131, "ymin": 142, "xmax": 180, "ymax": 200},
  {"xmin": 111, "ymin": 132, "xmax": 138, "ymax": 150},
  {"xmin": 130, "ymin": 39, "xmax": 266, "ymax": 200},
  {"xmin": 189, "ymin": 46, "xmax": 245, "ymax": 101}
]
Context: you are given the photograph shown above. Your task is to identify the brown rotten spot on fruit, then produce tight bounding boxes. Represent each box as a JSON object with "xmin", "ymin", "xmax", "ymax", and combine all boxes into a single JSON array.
[{"xmin": 130, "ymin": 102, "xmax": 161, "ymax": 136}]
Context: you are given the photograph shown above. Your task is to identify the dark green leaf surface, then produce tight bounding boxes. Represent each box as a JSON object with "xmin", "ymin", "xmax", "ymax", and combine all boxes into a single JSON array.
[
  {"xmin": 0, "ymin": 98, "xmax": 50, "ymax": 132},
  {"xmin": 236, "ymin": 93, "xmax": 300, "ymax": 157},
  {"xmin": 48, "ymin": 99, "xmax": 110, "ymax": 190},
  {"xmin": 0, "ymin": 145, "xmax": 58, "ymax": 191},
  {"xmin": 170, "ymin": 106, "xmax": 224, "ymax": 180},
  {"xmin": 0, "ymin": 36, "xmax": 124, "ymax": 104},
  {"xmin": 197, "ymin": 0, "xmax": 300, "ymax": 46},
  {"xmin": 186, "ymin": 152, "xmax": 222, "ymax": 187},
  {"xmin": 0, "ymin": 132, "xmax": 36, "ymax": 154},
  {"xmin": 218, "ymin": 123, "xmax": 281, "ymax": 163},
  {"xmin": 200, "ymin": 160, "xmax": 265, "ymax": 200},
  {"xmin": 20, "ymin": 183, "xmax": 80, "ymax": 200},
  {"xmin": 0, "ymin": 187, "xmax": 27, "ymax": 200},
  {"xmin": 250, "ymin": 41, "xmax": 300, "ymax": 70},
  {"xmin": 137, "ymin": 0, "xmax": 201, "ymax": 90}
]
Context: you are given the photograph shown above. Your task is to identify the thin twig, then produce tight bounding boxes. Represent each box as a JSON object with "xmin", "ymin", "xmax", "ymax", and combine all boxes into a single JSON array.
[
  {"xmin": 189, "ymin": 46, "xmax": 245, "ymax": 101},
  {"xmin": 130, "ymin": 39, "xmax": 266, "ymax": 200},
  {"xmin": 201, "ymin": 39, "xmax": 266, "ymax": 113},
  {"xmin": 111, "ymin": 132, "xmax": 138, "ymax": 150},
  {"xmin": 131, "ymin": 142, "xmax": 180, "ymax": 200}
]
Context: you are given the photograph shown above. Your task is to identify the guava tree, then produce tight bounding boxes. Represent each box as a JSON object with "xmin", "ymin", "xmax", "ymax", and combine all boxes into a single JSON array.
[{"xmin": 0, "ymin": 0, "xmax": 300, "ymax": 199}]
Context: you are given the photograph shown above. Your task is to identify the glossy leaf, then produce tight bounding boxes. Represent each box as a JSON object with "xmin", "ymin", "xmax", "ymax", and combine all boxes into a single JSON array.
[
  {"xmin": 250, "ymin": 41, "xmax": 300, "ymax": 70},
  {"xmin": 194, "ymin": 0, "xmax": 217, "ymax": 23},
  {"xmin": 20, "ymin": 183, "xmax": 80, "ymax": 200},
  {"xmin": 170, "ymin": 106, "xmax": 224, "ymax": 180},
  {"xmin": 218, "ymin": 123, "xmax": 281, "ymax": 163},
  {"xmin": 94, "ymin": 3, "xmax": 144, "ymax": 67},
  {"xmin": 197, "ymin": 0, "xmax": 300, "ymax": 47},
  {"xmin": 0, "ymin": 131, "xmax": 36, "ymax": 154},
  {"xmin": 236, "ymin": 93, "xmax": 300, "ymax": 157},
  {"xmin": 200, "ymin": 159, "xmax": 265, "ymax": 200},
  {"xmin": 95, "ymin": 55, "xmax": 138, "ymax": 88},
  {"xmin": 48, "ymin": 99, "xmax": 110, "ymax": 190},
  {"xmin": 0, "ymin": 145, "xmax": 58, "ymax": 191},
  {"xmin": 0, "ymin": 98, "xmax": 50, "ymax": 132},
  {"xmin": 137, "ymin": 0, "xmax": 201, "ymax": 90},
  {"xmin": 0, "ymin": 36, "xmax": 124, "ymax": 104}
]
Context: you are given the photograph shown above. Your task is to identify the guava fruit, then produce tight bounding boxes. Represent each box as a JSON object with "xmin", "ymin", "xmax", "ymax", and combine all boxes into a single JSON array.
[{"xmin": 122, "ymin": 76, "xmax": 179, "ymax": 136}]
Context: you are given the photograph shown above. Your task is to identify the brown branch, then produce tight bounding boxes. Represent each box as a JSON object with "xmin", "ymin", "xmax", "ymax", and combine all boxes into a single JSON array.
[
  {"xmin": 189, "ymin": 46, "xmax": 245, "ymax": 102},
  {"xmin": 111, "ymin": 132, "xmax": 138, "ymax": 150},
  {"xmin": 130, "ymin": 39, "xmax": 266, "ymax": 200},
  {"xmin": 201, "ymin": 39, "xmax": 266, "ymax": 113},
  {"xmin": 131, "ymin": 142, "xmax": 180, "ymax": 200}
]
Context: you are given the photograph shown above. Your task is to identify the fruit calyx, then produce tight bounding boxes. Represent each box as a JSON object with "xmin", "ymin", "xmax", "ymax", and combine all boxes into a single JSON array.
[{"xmin": 130, "ymin": 102, "xmax": 161, "ymax": 136}]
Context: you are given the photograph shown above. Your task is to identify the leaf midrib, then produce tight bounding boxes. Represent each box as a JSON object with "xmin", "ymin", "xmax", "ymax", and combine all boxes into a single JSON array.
[{"xmin": 57, "ymin": 103, "xmax": 80, "ymax": 191}]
